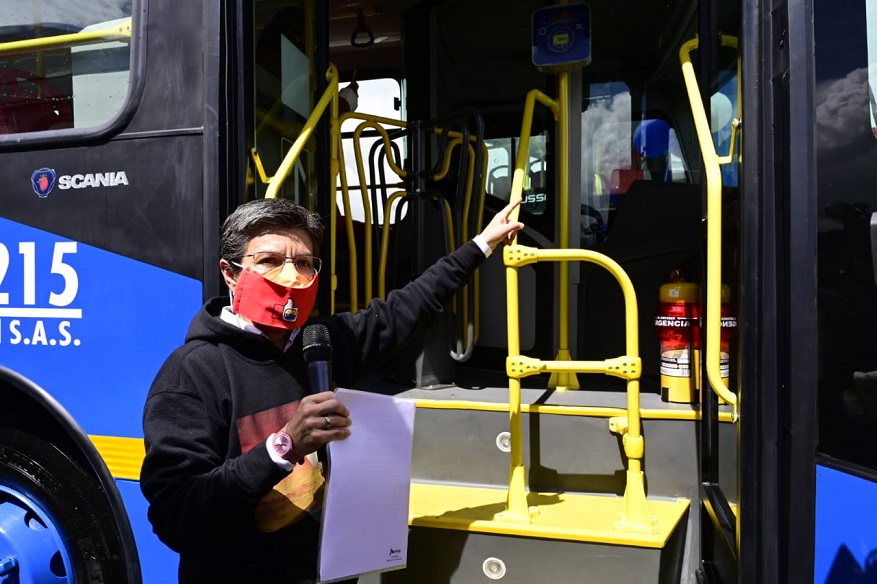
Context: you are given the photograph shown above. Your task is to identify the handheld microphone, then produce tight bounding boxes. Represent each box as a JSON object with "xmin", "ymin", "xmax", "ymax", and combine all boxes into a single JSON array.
[
  {"xmin": 302, "ymin": 324, "xmax": 333, "ymax": 470},
  {"xmin": 302, "ymin": 324, "xmax": 333, "ymax": 394}
]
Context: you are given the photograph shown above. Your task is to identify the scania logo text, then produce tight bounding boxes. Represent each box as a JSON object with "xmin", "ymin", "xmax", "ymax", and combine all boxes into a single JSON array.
[{"xmin": 30, "ymin": 169, "xmax": 129, "ymax": 197}]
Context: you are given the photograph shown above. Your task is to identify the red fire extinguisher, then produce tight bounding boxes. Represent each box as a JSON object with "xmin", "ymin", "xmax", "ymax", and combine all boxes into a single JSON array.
[
  {"xmin": 654, "ymin": 278, "xmax": 736, "ymax": 403},
  {"xmin": 654, "ymin": 279, "xmax": 700, "ymax": 403}
]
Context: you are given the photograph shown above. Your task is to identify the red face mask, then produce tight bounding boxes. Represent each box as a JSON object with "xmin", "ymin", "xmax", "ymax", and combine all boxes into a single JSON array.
[{"xmin": 231, "ymin": 263, "xmax": 318, "ymax": 330}]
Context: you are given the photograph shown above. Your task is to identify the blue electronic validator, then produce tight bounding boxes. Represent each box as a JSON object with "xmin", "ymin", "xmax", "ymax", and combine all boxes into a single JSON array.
[{"xmin": 531, "ymin": 3, "xmax": 591, "ymax": 70}]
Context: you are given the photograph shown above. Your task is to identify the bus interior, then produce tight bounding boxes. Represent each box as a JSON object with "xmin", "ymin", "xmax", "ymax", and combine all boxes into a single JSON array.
[{"xmin": 251, "ymin": 2, "xmax": 744, "ymax": 582}]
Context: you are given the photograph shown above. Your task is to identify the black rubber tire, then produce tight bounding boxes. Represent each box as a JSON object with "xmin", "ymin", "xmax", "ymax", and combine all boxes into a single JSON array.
[{"xmin": 0, "ymin": 425, "xmax": 128, "ymax": 583}]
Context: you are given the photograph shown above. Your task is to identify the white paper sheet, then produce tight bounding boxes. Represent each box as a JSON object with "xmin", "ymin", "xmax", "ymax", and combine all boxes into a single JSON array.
[{"xmin": 317, "ymin": 388, "xmax": 415, "ymax": 583}]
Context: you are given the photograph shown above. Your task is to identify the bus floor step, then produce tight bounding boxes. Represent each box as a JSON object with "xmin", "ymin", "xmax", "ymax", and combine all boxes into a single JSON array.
[
  {"xmin": 357, "ymin": 482, "xmax": 690, "ymax": 583},
  {"xmin": 407, "ymin": 482, "xmax": 689, "ymax": 548}
]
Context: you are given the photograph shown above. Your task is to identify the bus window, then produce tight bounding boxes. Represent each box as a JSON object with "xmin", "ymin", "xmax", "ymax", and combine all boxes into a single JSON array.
[
  {"xmin": 713, "ymin": 66, "xmax": 739, "ymax": 187},
  {"xmin": 581, "ymin": 82, "xmax": 690, "ymax": 245},
  {"xmin": 582, "ymin": 81, "xmax": 632, "ymax": 227},
  {"xmin": 484, "ymin": 134, "xmax": 548, "ymax": 215},
  {"xmin": 815, "ymin": 0, "xmax": 877, "ymax": 470},
  {"xmin": 526, "ymin": 134, "xmax": 549, "ymax": 214},
  {"xmin": 0, "ymin": 0, "xmax": 134, "ymax": 134},
  {"xmin": 485, "ymin": 139, "xmax": 511, "ymax": 198},
  {"xmin": 253, "ymin": 3, "xmax": 311, "ymax": 201},
  {"xmin": 338, "ymin": 77, "xmax": 405, "ymax": 224}
]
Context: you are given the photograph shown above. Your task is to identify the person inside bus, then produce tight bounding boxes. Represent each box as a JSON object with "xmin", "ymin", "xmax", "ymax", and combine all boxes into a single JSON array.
[
  {"xmin": 338, "ymin": 80, "xmax": 358, "ymax": 113},
  {"xmin": 140, "ymin": 197, "xmax": 523, "ymax": 584}
]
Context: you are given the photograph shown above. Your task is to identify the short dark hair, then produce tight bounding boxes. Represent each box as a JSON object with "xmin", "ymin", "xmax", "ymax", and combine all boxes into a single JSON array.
[{"xmin": 220, "ymin": 199, "xmax": 324, "ymax": 270}]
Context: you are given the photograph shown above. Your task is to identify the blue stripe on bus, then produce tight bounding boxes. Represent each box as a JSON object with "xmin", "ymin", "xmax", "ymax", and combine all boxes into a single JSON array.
[
  {"xmin": 0, "ymin": 217, "xmax": 202, "ymax": 438},
  {"xmin": 814, "ymin": 464, "xmax": 877, "ymax": 583}
]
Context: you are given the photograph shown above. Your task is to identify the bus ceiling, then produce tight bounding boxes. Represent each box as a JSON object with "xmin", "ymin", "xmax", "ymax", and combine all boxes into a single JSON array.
[{"xmin": 307, "ymin": 1, "xmax": 734, "ymax": 78}]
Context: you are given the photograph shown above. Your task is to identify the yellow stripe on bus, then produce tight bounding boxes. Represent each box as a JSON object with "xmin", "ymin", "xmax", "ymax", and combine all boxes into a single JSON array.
[{"xmin": 89, "ymin": 435, "xmax": 145, "ymax": 481}]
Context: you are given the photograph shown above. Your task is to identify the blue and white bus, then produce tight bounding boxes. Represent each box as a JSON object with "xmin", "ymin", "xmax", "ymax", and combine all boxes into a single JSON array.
[{"xmin": 0, "ymin": 1, "xmax": 874, "ymax": 583}]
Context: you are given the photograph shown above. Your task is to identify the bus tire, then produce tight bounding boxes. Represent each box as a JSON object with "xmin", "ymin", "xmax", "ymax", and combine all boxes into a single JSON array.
[{"xmin": 0, "ymin": 425, "xmax": 128, "ymax": 583}]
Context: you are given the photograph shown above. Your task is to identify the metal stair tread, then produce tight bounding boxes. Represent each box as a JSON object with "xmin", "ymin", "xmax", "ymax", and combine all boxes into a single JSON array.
[{"xmin": 408, "ymin": 482, "xmax": 690, "ymax": 548}]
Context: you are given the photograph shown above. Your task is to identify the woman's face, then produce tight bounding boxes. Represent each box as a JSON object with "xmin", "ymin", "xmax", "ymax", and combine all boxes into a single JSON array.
[{"xmin": 220, "ymin": 227, "xmax": 315, "ymax": 293}]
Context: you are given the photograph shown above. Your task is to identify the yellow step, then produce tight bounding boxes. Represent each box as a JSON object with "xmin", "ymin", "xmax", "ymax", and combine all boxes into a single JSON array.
[{"xmin": 409, "ymin": 482, "xmax": 689, "ymax": 549}]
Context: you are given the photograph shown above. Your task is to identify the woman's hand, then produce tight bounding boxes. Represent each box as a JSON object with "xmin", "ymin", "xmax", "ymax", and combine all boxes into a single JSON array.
[
  {"xmin": 282, "ymin": 391, "xmax": 351, "ymax": 457},
  {"xmin": 478, "ymin": 198, "xmax": 525, "ymax": 251}
]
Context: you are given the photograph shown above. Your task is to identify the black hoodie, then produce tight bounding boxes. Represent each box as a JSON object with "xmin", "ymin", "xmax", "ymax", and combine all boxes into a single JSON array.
[{"xmin": 141, "ymin": 241, "xmax": 486, "ymax": 583}]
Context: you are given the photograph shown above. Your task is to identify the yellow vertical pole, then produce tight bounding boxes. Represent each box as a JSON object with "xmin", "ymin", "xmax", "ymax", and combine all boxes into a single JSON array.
[
  {"xmin": 500, "ymin": 90, "xmax": 545, "ymax": 524},
  {"xmin": 549, "ymin": 71, "xmax": 579, "ymax": 390},
  {"xmin": 679, "ymin": 39, "xmax": 737, "ymax": 412},
  {"xmin": 496, "ymin": 253, "xmax": 534, "ymax": 523},
  {"xmin": 617, "ymin": 276, "xmax": 652, "ymax": 532},
  {"xmin": 328, "ymin": 78, "xmax": 340, "ymax": 315}
]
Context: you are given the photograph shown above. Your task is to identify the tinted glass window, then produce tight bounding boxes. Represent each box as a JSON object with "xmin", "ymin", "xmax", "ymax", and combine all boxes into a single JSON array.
[
  {"xmin": 252, "ymin": 2, "xmax": 310, "ymax": 201},
  {"xmin": 0, "ymin": 0, "xmax": 134, "ymax": 134},
  {"xmin": 815, "ymin": 0, "xmax": 877, "ymax": 470}
]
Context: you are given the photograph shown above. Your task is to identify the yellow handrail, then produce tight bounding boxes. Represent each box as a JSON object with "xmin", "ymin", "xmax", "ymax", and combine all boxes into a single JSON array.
[
  {"xmin": 352, "ymin": 119, "xmax": 409, "ymax": 302},
  {"xmin": 266, "ymin": 65, "xmax": 340, "ymax": 199},
  {"xmin": 333, "ymin": 129, "xmax": 359, "ymax": 312},
  {"xmin": 378, "ymin": 190, "xmax": 410, "ymax": 300},
  {"xmin": 345, "ymin": 116, "xmax": 408, "ymax": 176},
  {"xmin": 332, "ymin": 113, "xmax": 408, "ymax": 311},
  {"xmin": 508, "ymin": 84, "xmax": 578, "ymax": 390},
  {"xmin": 428, "ymin": 129, "xmax": 490, "ymax": 357},
  {"xmin": 679, "ymin": 35, "xmax": 739, "ymax": 414},
  {"xmin": 457, "ymin": 142, "xmax": 490, "ymax": 356},
  {"xmin": 377, "ymin": 191, "xmax": 455, "ymax": 300},
  {"xmin": 277, "ymin": 79, "xmax": 485, "ymax": 333},
  {"xmin": 250, "ymin": 148, "xmax": 272, "ymax": 184},
  {"xmin": 473, "ymin": 146, "xmax": 489, "ymax": 347},
  {"xmin": 0, "ymin": 18, "xmax": 132, "ymax": 56},
  {"xmin": 339, "ymin": 119, "xmax": 485, "ymax": 356},
  {"xmin": 500, "ymin": 244, "xmax": 655, "ymax": 534},
  {"xmin": 430, "ymin": 136, "xmax": 464, "ymax": 181},
  {"xmin": 427, "ymin": 137, "xmax": 481, "ymax": 357}
]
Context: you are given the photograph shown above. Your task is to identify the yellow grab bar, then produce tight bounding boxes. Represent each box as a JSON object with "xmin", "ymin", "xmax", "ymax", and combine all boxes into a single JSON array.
[
  {"xmin": 379, "ymin": 191, "xmax": 410, "ymax": 300},
  {"xmin": 679, "ymin": 36, "xmax": 738, "ymax": 414},
  {"xmin": 266, "ymin": 65, "xmax": 340, "ymax": 199},
  {"xmin": 345, "ymin": 116, "xmax": 408, "ymax": 177},
  {"xmin": 332, "ymin": 113, "xmax": 408, "ymax": 311},
  {"xmin": 460, "ymin": 143, "xmax": 490, "ymax": 357},
  {"xmin": 429, "ymin": 131, "xmax": 489, "ymax": 357},
  {"xmin": 508, "ymin": 85, "xmax": 578, "ymax": 390},
  {"xmin": 328, "ymin": 107, "xmax": 486, "ymax": 347},
  {"xmin": 0, "ymin": 18, "xmax": 132, "ymax": 55},
  {"xmin": 377, "ymin": 192, "xmax": 455, "ymax": 300},
  {"xmin": 508, "ymin": 89, "xmax": 558, "ymax": 226},
  {"xmin": 500, "ymin": 244, "xmax": 655, "ymax": 534},
  {"xmin": 334, "ymin": 136, "xmax": 360, "ymax": 312}
]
